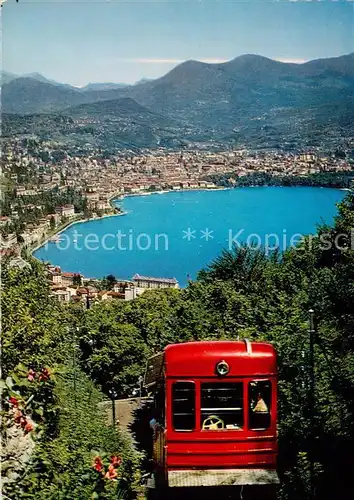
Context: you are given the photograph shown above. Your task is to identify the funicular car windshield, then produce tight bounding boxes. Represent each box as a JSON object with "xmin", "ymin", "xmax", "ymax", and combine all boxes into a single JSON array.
[
  {"xmin": 170, "ymin": 379, "xmax": 272, "ymax": 432},
  {"xmin": 201, "ymin": 382, "xmax": 243, "ymax": 430}
]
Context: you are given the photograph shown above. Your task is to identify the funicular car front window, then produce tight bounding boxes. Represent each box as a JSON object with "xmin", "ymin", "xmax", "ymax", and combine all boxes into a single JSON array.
[
  {"xmin": 201, "ymin": 382, "xmax": 243, "ymax": 430},
  {"xmin": 249, "ymin": 380, "xmax": 271, "ymax": 430}
]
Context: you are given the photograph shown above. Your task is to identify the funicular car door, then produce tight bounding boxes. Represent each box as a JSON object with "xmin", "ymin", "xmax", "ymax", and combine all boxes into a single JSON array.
[
  {"xmin": 152, "ymin": 382, "xmax": 166, "ymax": 470},
  {"xmin": 152, "ymin": 422, "xmax": 165, "ymax": 469},
  {"xmin": 144, "ymin": 352, "xmax": 167, "ymax": 474}
]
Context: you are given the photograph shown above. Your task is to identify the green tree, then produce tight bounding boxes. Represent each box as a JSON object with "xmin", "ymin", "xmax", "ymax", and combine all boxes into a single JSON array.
[
  {"xmin": 49, "ymin": 215, "xmax": 56, "ymax": 231},
  {"xmin": 106, "ymin": 274, "xmax": 116, "ymax": 290},
  {"xmin": 73, "ymin": 273, "xmax": 82, "ymax": 287},
  {"xmin": 1, "ymin": 259, "xmax": 70, "ymax": 375},
  {"xmin": 80, "ymin": 302, "xmax": 149, "ymax": 397}
]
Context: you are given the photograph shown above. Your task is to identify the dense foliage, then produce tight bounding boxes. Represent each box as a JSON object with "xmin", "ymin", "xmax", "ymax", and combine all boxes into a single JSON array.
[
  {"xmin": 0, "ymin": 185, "xmax": 88, "ymax": 240},
  {"xmin": 1, "ymin": 261, "xmax": 69, "ymax": 374},
  {"xmin": 19, "ymin": 369, "xmax": 143, "ymax": 499},
  {"xmin": 1, "ymin": 260, "xmax": 144, "ymax": 499},
  {"xmin": 207, "ymin": 170, "xmax": 354, "ymax": 189}
]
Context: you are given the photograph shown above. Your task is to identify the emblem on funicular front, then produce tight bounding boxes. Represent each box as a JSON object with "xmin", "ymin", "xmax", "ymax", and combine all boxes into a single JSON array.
[{"xmin": 216, "ymin": 360, "xmax": 229, "ymax": 376}]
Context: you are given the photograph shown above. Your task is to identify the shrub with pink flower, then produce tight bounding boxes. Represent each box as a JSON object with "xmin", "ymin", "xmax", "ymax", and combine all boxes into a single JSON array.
[
  {"xmin": 110, "ymin": 455, "xmax": 122, "ymax": 467},
  {"xmin": 38, "ymin": 368, "xmax": 50, "ymax": 382},
  {"xmin": 24, "ymin": 421, "xmax": 34, "ymax": 434},
  {"xmin": 92, "ymin": 454, "xmax": 122, "ymax": 482},
  {"xmin": 93, "ymin": 456, "xmax": 104, "ymax": 473},
  {"xmin": 104, "ymin": 464, "xmax": 118, "ymax": 480},
  {"xmin": 27, "ymin": 369, "xmax": 36, "ymax": 382}
]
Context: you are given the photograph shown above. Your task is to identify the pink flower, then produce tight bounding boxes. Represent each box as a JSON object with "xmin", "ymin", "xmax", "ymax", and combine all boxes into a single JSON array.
[
  {"xmin": 27, "ymin": 369, "xmax": 36, "ymax": 382},
  {"xmin": 8, "ymin": 397, "xmax": 19, "ymax": 407},
  {"xmin": 93, "ymin": 456, "xmax": 104, "ymax": 473},
  {"xmin": 110, "ymin": 455, "xmax": 122, "ymax": 467},
  {"xmin": 14, "ymin": 410, "xmax": 23, "ymax": 424},
  {"xmin": 38, "ymin": 368, "xmax": 50, "ymax": 382},
  {"xmin": 104, "ymin": 464, "xmax": 118, "ymax": 480},
  {"xmin": 20, "ymin": 417, "xmax": 28, "ymax": 429},
  {"xmin": 24, "ymin": 422, "xmax": 34, "ymax": 433}
]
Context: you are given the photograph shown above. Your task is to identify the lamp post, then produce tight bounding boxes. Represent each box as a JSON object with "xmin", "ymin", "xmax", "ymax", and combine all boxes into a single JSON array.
[
  {"xmin": 87, "ymin": 339, "xmax": 94, "ymax": 406},
  {"xmin": 85, "ymin": 287, "xmax": 91, "ymax": 310},
  {"xmin": 73, "ymin": 327, "xmax": 80, "ymax": 408},
  {"xmin": 308, "ymin": 308, "xmax": 316, "ymax": 499},
  {"xmin": 72, "ymin": 328, "xmax": 94, "ymax": 408},
  {"xmin": 108, "ymin": 388, "xmax": 118, "ymax": 427}
]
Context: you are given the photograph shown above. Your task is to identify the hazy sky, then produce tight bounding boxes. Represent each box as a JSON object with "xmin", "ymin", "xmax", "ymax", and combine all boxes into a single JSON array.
[{"xmin": 2, "ymin": 0, "xmax": 354, "ymax": 86}]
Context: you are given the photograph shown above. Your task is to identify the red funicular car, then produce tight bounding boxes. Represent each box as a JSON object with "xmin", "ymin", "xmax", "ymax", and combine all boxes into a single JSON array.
[{"xmin": 144, "ymin": 340, "xmax": 279, "ymax": 491}]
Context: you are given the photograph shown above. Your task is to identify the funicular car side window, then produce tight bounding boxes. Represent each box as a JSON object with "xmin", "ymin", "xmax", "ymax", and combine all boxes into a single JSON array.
[
  {"xmin": 172, "ymin": 382, "xmax": 195, "ymax": 431},
  {"xmin": 201, "ymin": 383, "xmax": 243, "ymax": 430},
  {"xmin": 154, "ymin": 382, "xmax": 165, "ymax": 427},
  {"xmin": 249, "ymin": 380, "xmax": 271, "ymax": 430}
]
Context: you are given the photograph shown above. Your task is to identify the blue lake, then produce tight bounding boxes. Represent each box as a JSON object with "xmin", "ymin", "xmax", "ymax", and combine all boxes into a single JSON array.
[{"xmin": 34, "ymin": 187, "xmax": 346, "ymax": 287}]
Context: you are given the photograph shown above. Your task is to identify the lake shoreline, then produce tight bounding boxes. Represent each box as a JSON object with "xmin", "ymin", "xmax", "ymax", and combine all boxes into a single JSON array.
[{"xmin": 30, "ymin": 211, "xmax": 127, "ymax": 255}]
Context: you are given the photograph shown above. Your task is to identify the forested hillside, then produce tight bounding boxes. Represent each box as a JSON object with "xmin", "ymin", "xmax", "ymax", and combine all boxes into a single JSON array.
[
  {"xmin": 2, "ymin": 194, "xmax": 354, "ymax": 499},
  {"xmin": 3, "ymin": 54, "xmax": 354, "ymax": 150}
]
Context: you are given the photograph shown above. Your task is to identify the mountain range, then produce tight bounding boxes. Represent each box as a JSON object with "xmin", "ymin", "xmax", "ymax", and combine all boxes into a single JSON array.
[
  {"xmin": 1, "ymin": 71, "xmax": 146, "ymax": 91},
  {"xmin": 2, "ymin": 53, "xmax": 354, "ymax": 149}
]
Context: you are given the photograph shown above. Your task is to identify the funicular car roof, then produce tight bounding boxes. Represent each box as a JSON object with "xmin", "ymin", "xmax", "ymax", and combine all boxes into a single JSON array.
[
  {"xmin": 144, "ymin": 351, "xmax": 164, "ymax": 388},
  {"xmin": 144, "ymin": 341, "xmax": 276, "ymax": 387}
]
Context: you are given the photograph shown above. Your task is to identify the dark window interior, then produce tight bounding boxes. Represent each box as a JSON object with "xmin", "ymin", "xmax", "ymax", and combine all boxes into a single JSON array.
[
  {"xmin": 201, "ymin": 382, "xmax": 243, "ymax": 430},
  {"xmin": 249, "ymin": 380, "xmax": 271, "ymax": 430},
  {"xmin": 154, "ymin": 382, "xmax": 165, "ymax": 427},
  {"xmin": 172, "ymin": 382, "xmax": 195, "ymax": 431}
]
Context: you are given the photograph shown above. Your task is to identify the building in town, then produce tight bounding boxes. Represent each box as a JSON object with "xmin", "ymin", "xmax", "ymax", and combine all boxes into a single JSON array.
[
  {"xmin": 55, "ymin": 204, "xmax": 75, "ymax": 217},
  {"xmin": 132, "ymin": 274, "xmax": 179, "ymax": 290}
]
